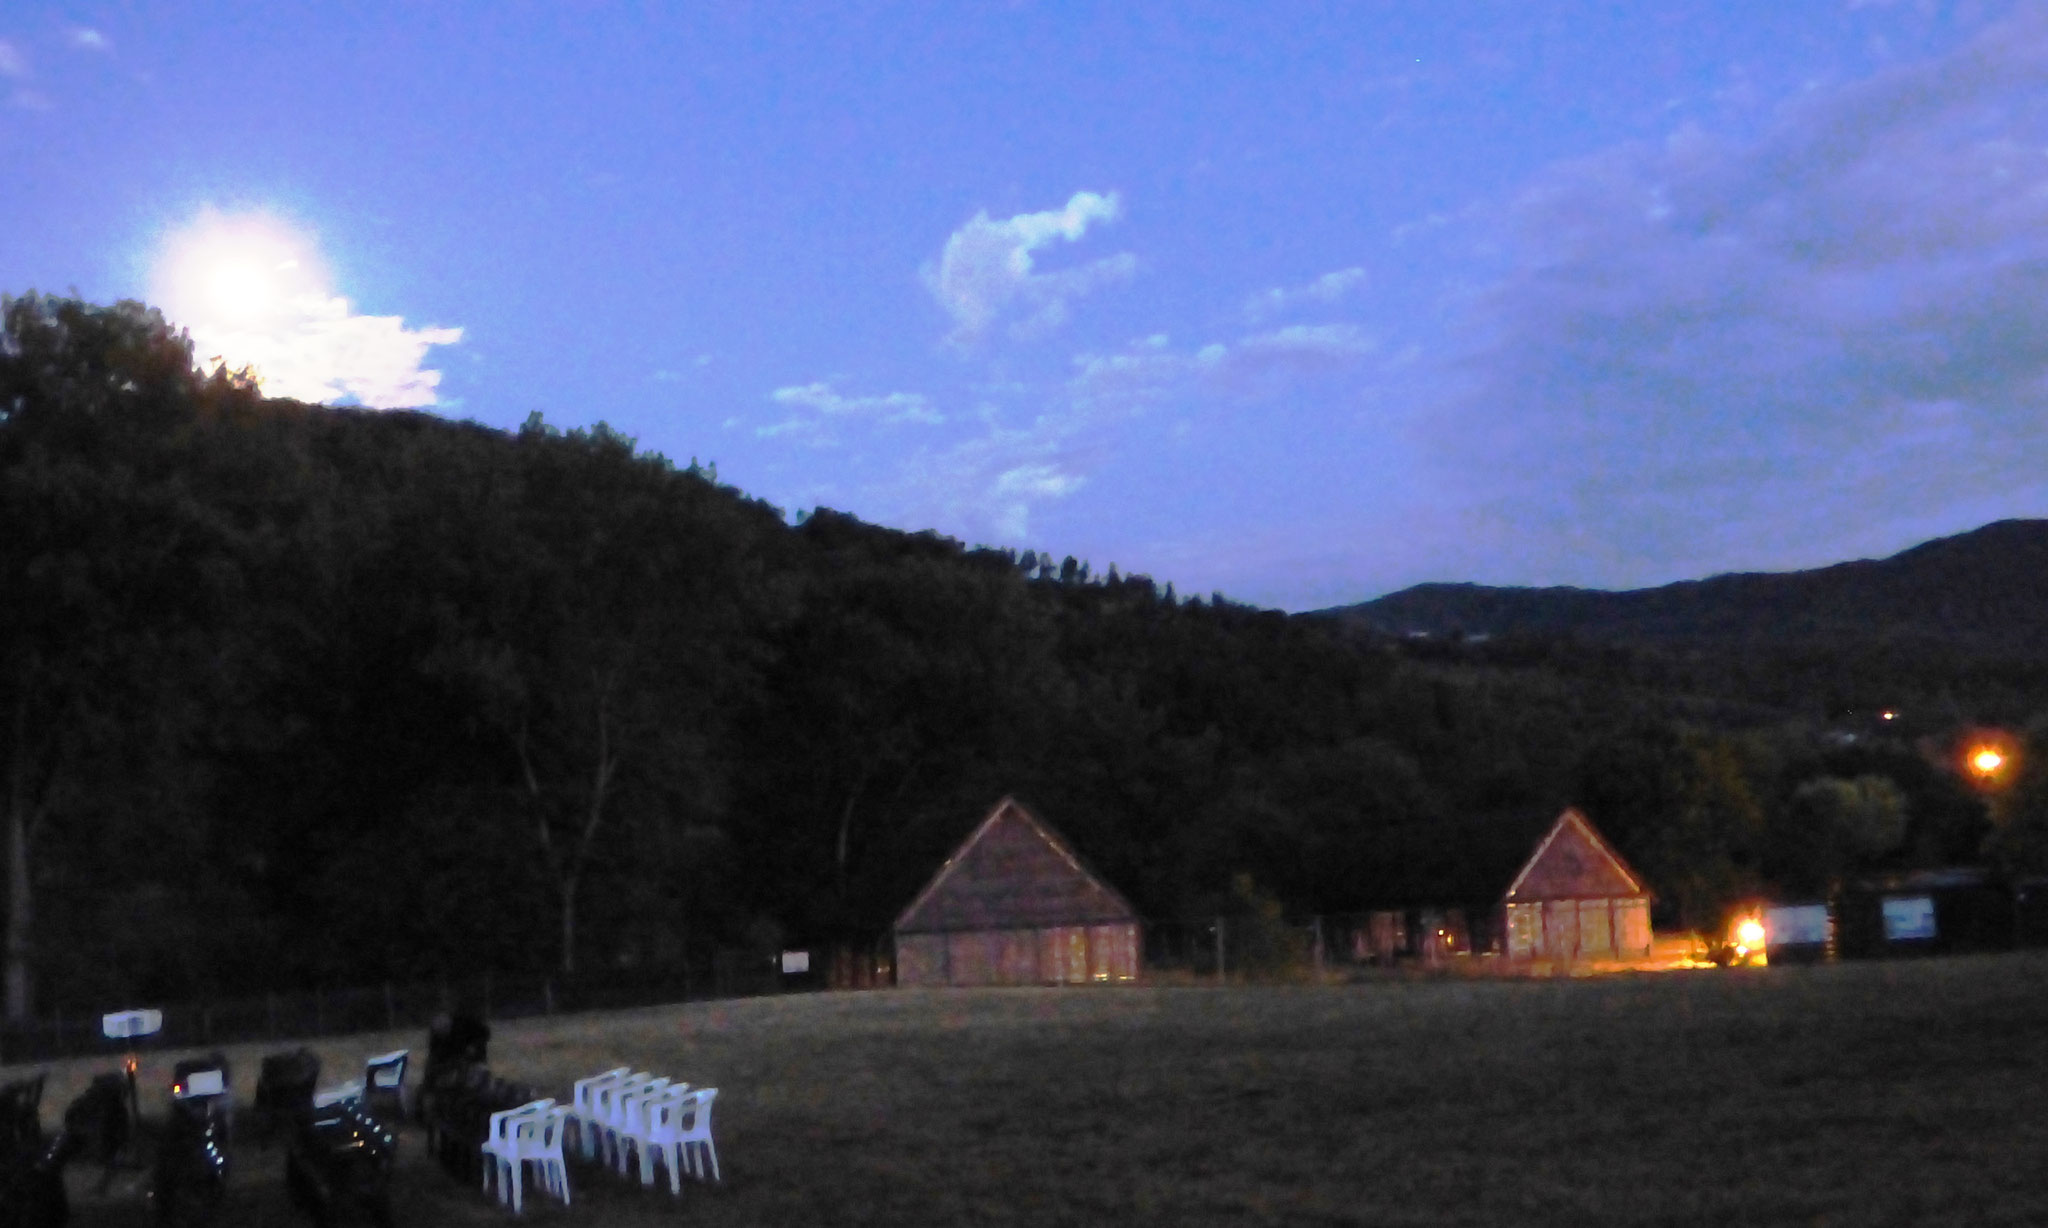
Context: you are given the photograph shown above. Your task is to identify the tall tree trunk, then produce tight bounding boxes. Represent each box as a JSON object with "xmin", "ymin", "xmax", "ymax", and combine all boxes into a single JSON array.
[
  {"xmin": 522, "ymin": 680, "xmax": 621, "ymax": 979},
  {"xmin": 5, "ymin": 805, "xmax": 30, "ymax": 1024},
  {"xmin": 559, "ymin": 877, "xmax": 578, "ymax": 977},
  {"xmin": 5, "ymin": 694, "xmax": 32, "ymax": 1024},
  {"xmin": 835, "ymin": 769, "xmax": 869, "ymax": 890}
]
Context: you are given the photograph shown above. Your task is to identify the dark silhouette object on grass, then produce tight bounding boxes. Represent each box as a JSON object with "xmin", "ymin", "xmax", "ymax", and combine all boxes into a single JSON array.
[
  {"xmin": 253, "ymin": 1049, "xmax": 320, "ymax": 1150},
  {"xmin": 0, "ymin": 1072, "xmax": 146, "ymax": 1228},
  {"xmin": 254, "ymin": 1049, "xmax": 397, "ymax": 1228},
  {"xmin": 148, "ymin": 1054, "xmax": 230, "ymax": 1227},
  {"xmin": 60, "ymin": 1074, "xmax": 129, "ymax": 1195},
  {"xmin": 415, "ymin": 1009, "xmax": 490, "ymax": 1131}
]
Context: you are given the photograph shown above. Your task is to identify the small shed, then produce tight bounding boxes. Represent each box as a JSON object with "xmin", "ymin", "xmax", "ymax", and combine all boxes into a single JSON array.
[
  {"xmin": 1500, "ymin": 808, "xmax": 1653, "ymax": 961},
  {"xmin": 893, "ymin": 797, "xmax": 1141, "ymax": 986}
]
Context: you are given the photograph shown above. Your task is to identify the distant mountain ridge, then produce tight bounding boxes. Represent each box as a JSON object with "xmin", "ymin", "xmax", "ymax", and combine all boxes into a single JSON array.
[{"xmin": 1323, "ymin": 519, "xmax": 2048, "ymax": 654}]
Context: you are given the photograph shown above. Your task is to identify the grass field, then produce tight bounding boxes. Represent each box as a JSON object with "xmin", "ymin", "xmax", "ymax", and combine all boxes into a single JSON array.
[{"xmin": 9, "ymin": 953, "xmax": 2048, "ymax": 1226}]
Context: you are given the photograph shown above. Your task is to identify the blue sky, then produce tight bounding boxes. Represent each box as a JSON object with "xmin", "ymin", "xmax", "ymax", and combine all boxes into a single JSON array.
[{"xmin": 4, "ymin": 2, "xmax": 2044, "ymax": 609}]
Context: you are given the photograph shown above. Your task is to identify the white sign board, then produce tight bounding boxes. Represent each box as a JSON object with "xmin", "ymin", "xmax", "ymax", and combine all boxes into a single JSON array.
[
  {"xmin": 1881, "ymin": 895, "xmax": 1937, "ymax": 941},
  {"xmin": 780, "ymin": 949, "xmax": 810, "ymax": 975},
  {"xmin": 101, "ymin": 1008, "xmax": 163, "ymax": 1039},
  {"xmin": 1765, "ymin": 904, "xmax": 1832, "ymax": 947}
]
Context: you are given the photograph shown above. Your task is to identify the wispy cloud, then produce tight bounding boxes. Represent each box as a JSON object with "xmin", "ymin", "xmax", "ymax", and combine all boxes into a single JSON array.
[
  {"xmin": 770, "ymin": 381, "xmax": 942, "ymax": 424},
  {"xmin": 1415, "ymin": 4, "xmax": 2048, "ymax": 584},
  {"xmin": 880, "ymin": 317, "xmax": 1383, "ymax": 545},
  {"xmin": 67, "ymin": 27, "xmax": 109, "ymax": 52},
  {"xmin": 756, "ymin": 379, "xmax": 943, "ymax": 446},
  {"xmin": 1067, "ymin": 322, "xmax": 1378, "ymax": 413},
  {"xmin": 883, "ymin": 415, "xmax": 1087, "ymax": 540},
  {"xmin": 924, "ymin": 191, "xmax": 1135, "ymax": 345},
  {"xmin": 0, "ymin": 38, "xmax": 45, "ymax": 109},
  {"xmin": 650, "ymin": 355, "xmax": 711, "ymax": 382},
  {"xmin": 1243, "ymin": 266, "xmax": 1366, "ymax": 321}
]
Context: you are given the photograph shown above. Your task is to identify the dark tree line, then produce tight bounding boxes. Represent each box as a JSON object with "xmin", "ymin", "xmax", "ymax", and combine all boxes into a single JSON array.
[{"xmin": 4, "ymin": 295, "xmax": 2043, "ymax": 1019}]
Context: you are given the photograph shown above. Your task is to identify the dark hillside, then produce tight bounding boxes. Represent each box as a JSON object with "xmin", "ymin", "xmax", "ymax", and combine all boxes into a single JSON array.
[{"xmin": 1326, "ymin": 519, "xmax": 2048, "ymax": 653}]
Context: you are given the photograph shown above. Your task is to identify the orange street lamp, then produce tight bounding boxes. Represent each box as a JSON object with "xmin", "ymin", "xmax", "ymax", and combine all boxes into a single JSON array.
[{"xmin": 1972, "ymin": 746, "xmax": 2006, "ymax": 777}]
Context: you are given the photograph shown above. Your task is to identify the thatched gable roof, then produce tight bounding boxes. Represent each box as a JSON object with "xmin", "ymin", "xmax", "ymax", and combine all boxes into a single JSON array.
[
  {"xmin": 1502, "ymin": 808, "xmax": 1649, "ymax": 903},
  {"xmin": 894, "ymin": 797, "xmax": 1138, "ymax": 935}
]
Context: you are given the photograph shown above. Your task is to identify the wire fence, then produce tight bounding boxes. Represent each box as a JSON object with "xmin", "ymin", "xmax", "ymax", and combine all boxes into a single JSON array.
[
  {"xmin": 0, "ymin": 948, "xmax": 801, "ymax": 1066},
  {"xmin": 0, "ymin": 907, "xmax": 1517, "ymax": 1065}
]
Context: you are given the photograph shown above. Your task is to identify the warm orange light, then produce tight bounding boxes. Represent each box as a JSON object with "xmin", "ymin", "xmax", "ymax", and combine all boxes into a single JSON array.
[
  {"xmin": 1973, "ymin": 747, "xmax": 2006, "ymax": 775},
  {"xmin": 1736, "ymin": 918, "xmax": 1766, "ymax": 948}
]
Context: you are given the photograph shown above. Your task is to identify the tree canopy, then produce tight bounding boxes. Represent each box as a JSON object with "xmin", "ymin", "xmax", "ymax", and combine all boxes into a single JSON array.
[{"xmin": 2, "ymin": 295, "xmax": 2034, "ymax": 1015}]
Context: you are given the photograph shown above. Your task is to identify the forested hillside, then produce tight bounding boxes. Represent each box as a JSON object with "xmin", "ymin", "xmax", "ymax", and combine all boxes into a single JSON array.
[
  {"xmin": 5, "ymin": 295, "xmax": 2046, "ymax": 1018},
  {"xmin": 1327, "ymin": 524, "xmax": 2048, "ymax": 722}
]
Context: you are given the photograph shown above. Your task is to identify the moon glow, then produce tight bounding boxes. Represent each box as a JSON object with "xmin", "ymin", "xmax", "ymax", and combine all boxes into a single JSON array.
[{"xmin": 150, "ymin": 209, "xmax": 328, "ymax": 355}]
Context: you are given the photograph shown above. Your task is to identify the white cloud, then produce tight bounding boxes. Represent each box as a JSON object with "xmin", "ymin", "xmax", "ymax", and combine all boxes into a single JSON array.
[
  {"xmin": 924, "ymin": 191, "xmax": 1134, "ymax": 345},
  {"xmin": 195, "ymin": 295, "xmax": 463, "ymax": 409},
  {"xmin": 1243, "ymin": 266, "xmax": 1367, "ymax": 320},
  {"xmin": 68, "ymin": 27, "xmax": 109, "ymax": 52},
  {"xmin": 0, "ymin": 41, "xmax": 26, "ymax": 78}
]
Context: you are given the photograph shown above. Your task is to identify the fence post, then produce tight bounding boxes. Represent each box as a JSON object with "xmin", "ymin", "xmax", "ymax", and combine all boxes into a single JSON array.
[
  {"xmin": 1313, "ymin": 916, "xmax": 1326, "ymax": 976},
  {"xmin": 1215, "ymin": 917, "xmax": 1227, "ymax": 984},
  {"xmin": 543, "ymin": 979, "xmax": 555, "ymax": 1015}
]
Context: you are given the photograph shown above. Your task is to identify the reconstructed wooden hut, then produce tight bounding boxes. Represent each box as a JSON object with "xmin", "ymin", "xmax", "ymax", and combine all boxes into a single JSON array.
[
  {"xmin": 1500, "ymin": 808, "xmax": 1653, "ymax": 961},
  {"xmin": 893, "ymin": 797, "xmax": 1141, "ymax": 986}
]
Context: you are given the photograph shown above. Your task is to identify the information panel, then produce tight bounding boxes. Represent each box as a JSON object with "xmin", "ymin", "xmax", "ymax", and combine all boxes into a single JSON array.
[
  {"xmin": 1765, "ymin": 903, "xmax": 1831, "ymax": 947},
  {"xmin": 1881, "ymin": 895, "xmax": 1937, "ymax": 942}
]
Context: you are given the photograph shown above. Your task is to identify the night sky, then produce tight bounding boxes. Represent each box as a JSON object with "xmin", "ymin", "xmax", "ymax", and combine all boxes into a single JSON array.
[{"xmin": 5, "ymin": 2, "xmax": 2043, "ymax": 609}]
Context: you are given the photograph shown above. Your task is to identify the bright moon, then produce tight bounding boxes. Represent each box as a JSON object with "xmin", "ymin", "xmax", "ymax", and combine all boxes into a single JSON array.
[{"xmin": 151, "ymin": 209, "xmax": 327, "ymax": 338}]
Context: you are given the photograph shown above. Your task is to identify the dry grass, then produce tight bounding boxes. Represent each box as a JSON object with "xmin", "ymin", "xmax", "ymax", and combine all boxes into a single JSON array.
[{"xmin": 10, "ymin": 953, "xmax": 2048, "ymax": 1226}]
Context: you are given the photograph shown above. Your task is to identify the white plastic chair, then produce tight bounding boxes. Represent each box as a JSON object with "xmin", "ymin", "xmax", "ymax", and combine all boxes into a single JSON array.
[
  {"xmin": 644, "ymin": 1087, "xmax": 719, "ymax": 1188},
  {"xmin": 310, "ymin": 1079, "xmax": 364, "ymax": 1108},
  {"xmin": 363, "ymin": 1049, "xmax": 408, "ymax": 1119},
  {"xmin": 567, "ymin": 1066, "xmax": 631, "ymax": 1159},
  {"xmin": 480, "ymin": 1099, "xmax": 560, "ymax": 1213},
  {"xmin": 597, "ymin": 1075, "xmax": 670, "ymax": 1169},
  {"xmin": 612, "ymin": 1082, "xmax": 691, "ymax": 1179}
]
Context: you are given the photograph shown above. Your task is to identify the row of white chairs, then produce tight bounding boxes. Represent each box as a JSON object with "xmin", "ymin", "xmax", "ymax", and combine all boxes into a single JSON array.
[
  {"xmin": 481, "ymin": 1098, "xmax": 572, "ymax": 1214},
  {"xmin": 568, "ymin": 1067, "xmax": 721, "ymax": 1195}
]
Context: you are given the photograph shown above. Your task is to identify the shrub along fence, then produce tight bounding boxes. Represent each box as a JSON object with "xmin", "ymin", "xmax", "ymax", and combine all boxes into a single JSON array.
[
  {"xmin": 3, "ymin": 910, "xmax": 1522, "ymax": 1063},
  {"xmin": 0, "ymin": 949, "xmax": 799, "ymax": 1065}
]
